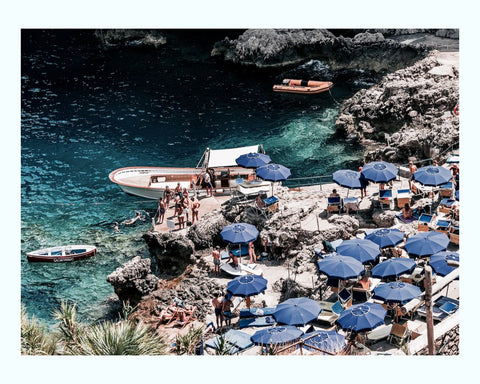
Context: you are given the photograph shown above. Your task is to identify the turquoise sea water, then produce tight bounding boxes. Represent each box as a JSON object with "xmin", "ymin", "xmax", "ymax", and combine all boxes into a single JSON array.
[{"xmin": 21, "ymin": 30, "xmax": 371, "ymax": 327}]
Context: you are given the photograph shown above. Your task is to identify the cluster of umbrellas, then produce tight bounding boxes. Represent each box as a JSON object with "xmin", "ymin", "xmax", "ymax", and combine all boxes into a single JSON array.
[
  {"xmin": 219, "ymin": 158, "xmax": 457, "ymax": 351},
  {"xmin": 333, "ymin": 161, "xmax": 454, "ymax": 200},
  {"xmin": 235, "ymin": 152, "xmax": 291, "ymax": 185}
]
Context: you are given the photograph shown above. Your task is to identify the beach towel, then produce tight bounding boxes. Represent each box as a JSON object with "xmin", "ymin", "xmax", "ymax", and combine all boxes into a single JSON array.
[
  {"xmin": 396, "ymin": 213, "xmax": 417, "ymax": 223},
  {"xmin": 239, "ymin": 307, "xmax": 275, "ymax": 318}
]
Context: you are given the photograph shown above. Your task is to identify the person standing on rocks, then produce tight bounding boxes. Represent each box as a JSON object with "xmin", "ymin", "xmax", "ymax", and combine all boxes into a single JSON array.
[
  {"xmin": 203, "ymin": 170, "xmax": 213, "ymax": 197},
  {"xmin": 163, "ymin": 186, "xmax": 173, "ymax": 209},
  {"xmin": 248, "ymin": 241, "xmax": 256, "ymax": 264},
  {"xmin": 222, "ymin": 293, "xmax": 233, "ymax": 327},
  {"xmin": 212, "ymin": 291, "xmax": 224, "ymax": 330},
  {"xmin": 408, "ymin": 161, "xmax": 417, "ymax": 190},
  {"xmin": 191, "ymin": 196, "xmax": 200, "ymax": 224},
  {"xmin": 212, "ymin": 245, "xmax": 221, "ymax": 276}
]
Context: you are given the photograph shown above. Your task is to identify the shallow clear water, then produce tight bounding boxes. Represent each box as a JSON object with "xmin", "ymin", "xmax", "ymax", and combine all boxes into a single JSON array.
[{"xmin": 21, "ymin": 30, "xmax": 368, "ymax": 327}]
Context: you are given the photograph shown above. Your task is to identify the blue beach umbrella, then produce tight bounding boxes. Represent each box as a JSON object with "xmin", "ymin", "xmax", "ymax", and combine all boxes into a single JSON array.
[
  {"xmin": 404, "ymin": 232, "xmax": 450, "ymax": 258},
  {"xmin": 413, "ymin": 165, "xmax": 452, "ymax": 187},
  {"xmin": 317, "ymin": 255, "xmax": 364, "ymax": 280},
  {"xmin": 251, "ymin": 326, "xmax": 303, "ymax": 346},
  {"xmin": 332, "ymin": 169, "xmax": 368, "ymax": 190},
  {"xmin": 303, "ymin": 330, "xmax": 347, "ymax": 355},
  {"xmin": 255, "ymin": 163, "xmax": 291, "ymax": 182},
  {"xmin": 273, "ymin": 297, "xmax": 322, "ymax": 326},
  {"xmin": 372, "ymin": 281, "xmax": 422, "ymax": 304},
  {"xmin": 371, "ymin": 258, "xmax": 416, "ymax": 280},
  {"xmin": 235, "ymin": 152, "xmax": 272, "ymax": 168},
  {"xmin": 336, "ymin": 238, "xmax": 381, "ymax": 264},
  {"xmin": 220, "ymin": 223, "xmax": 259, "ymax": 245},
  {"xmin": 429, "ymin": 251, "xmax": 459, "ymax": 277},
  {"xmin": 360, "ymin": 161, "xmax": 398, "ymax": 183},
  {"xmin": 227, "ymin": 274, "xmax": 268, "ymax": 297},
  {"xmin": 336, "ymin": 303, "xmax": 387, "ymax": 333},
  {"xmin": 365, "ymin": 228, "xmax": 405, "ymax": 249}
]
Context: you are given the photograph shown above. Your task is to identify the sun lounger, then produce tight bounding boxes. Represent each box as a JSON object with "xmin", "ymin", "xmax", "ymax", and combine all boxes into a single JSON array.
[
  {"xmin": 220, "ymin": 262, "xmax": 263, "ymax": 277},
  {"xmin": 343, "ymin": 197, "xmax": 358, "ymax": 214},
  {"xmin": 379, "ymin": 189, "xmax": 393, "ymax": 209},
  {"xmin": 317, "ymin": 300, "xmax": 343, "ymax": 324},
  {"xmin": 327, "ymin": 196, "xmax": 342, "ymax": 214},
  {"xmin": 239, "ymin": 315, "xmax": 276, "ymax": 329},
  {"xmin": 366, "ymin": 323, "xmax": 393, "ymax": 345},
  {"xmin": 388, "ymin": 322, "xmax": 409, "ymax": 347},
  {"xmin": 205, "ymin": 329, "xmax": 254, "ymax": 354},
  {"xmin": 396, "ymin": 189, "xmax": 411, "ymax": 208},
  {"xmin": 417, "ymin": 296, "xmax": 459, "ymax": 321},
  {"xmin": 440, "ymin": 182, "xmax": 453, "ymax": 198},
  {"xmin": 418, "ymin": 213, "xmax": 435, "ymax": 231},
  {"xmin": 239, "ymin": 307, "xmax": 275, "ymax": 318}
]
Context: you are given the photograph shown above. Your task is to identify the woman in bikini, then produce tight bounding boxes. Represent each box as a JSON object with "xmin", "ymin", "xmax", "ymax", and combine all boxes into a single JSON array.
[
  {"xmin": 163, "ymin": 186, "xmax": 172, "ymax": 209},
  {"xmin": 191, "ymin": 196, "xmax": 200, "ymax": 224}
]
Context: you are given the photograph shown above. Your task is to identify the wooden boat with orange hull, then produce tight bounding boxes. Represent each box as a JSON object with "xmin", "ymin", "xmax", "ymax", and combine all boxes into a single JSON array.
[
  {"xmin": 26, "ymin": 245, "xmax": 97, "ymax": 263},
  {"xmin": 273, "ymin": 79, "xmax": 333, "ymax": 94}
]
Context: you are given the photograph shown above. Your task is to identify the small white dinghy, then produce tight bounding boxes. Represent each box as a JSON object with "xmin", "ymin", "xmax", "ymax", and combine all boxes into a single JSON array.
[
  {"xmin": 26, "ymin": 245, "xmax": 97, "ymax": 263},
  {"xmin": 220, "ymin": 262, "xmax": 263, "ymax": 277}
]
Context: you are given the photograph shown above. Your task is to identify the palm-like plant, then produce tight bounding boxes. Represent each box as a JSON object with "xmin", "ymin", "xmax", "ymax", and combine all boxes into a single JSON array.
[
  {"xmin": 213, "ymin": 335, "xmax": 237, "ymax": 355},
  {"xmin": 175, "ymin": 325, "xmax": 204, "ymax": 355},
  {"xmin": 76, "ymin": 320, "xmax": 168, "ymax": 355},
  {"xmin": 21, "ymin": 306, "xmax": 57, "ymax": 355},
  {"xmin": 52, "ymin": 300, "xmax": 84, "ymax": 354}
]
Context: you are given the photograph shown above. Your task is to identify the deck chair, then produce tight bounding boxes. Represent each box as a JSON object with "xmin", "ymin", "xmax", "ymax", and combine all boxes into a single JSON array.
[
  {"xmin": 352, "ymin": 287, "xmax": 370, "ymax": 303},
  {"xmin": 418, "ymin": 214, "xmax": 435, "ymax": 232},
  {"xmin": 239, "ymin": 315, "xmax": 276, "ymax": 329},
  {"xmin": 396, "ymin": 189, "xmax": 411, "ymax": 208},
  {"xmin": 388, "ymin": 322, "xmax": 409, "ymax": 347},
  {"xmin": 327, "ymin": 196, "xmax": 342, "ymax": 214},
  {"xmin": 440, "ymin": 182, "xmax": 453, "ymax": 198},
  {"xmin": 343, "ymin": 197, "xmax": 358, "ymax": 214},
  {"xmin": 239, "ymin": 307, "xmax": 275, "ymax": 318},
  {"xmin": 338, "ymin": 288, "xmax": 352, "ymax": 308},
  {"xmin": 379, "ymin": 189, "xmax": 393, "ymax": 209},
  {"xmin": 317, "ymin": 300, "xmax": 343, "ymax": 324}
]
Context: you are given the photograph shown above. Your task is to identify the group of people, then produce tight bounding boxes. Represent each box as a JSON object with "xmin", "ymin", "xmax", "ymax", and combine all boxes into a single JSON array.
[
  {"xmin": 153, "ymin": 183, "xmax": 201, "ymax": 228},
  {"xmin": 211, "ymin": 291, "xmax": 234, "ymax": 329},
  {"xmin": 211, "ymin": 242, "xmax": 258, "ymax": 276}
]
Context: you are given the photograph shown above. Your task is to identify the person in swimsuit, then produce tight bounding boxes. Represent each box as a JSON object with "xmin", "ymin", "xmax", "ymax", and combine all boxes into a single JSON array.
[
  {"xmin": 182, "ymin": 196, "xmax": 190, "ymax": 223},
  {"xmin": 212, "ymin": 292, "xmax": 224, "ymax": 329},
  {"xmin": 173, "ymin": 195, "xmax": 182, "ymax": 217},
  {"xmin": 163, "ymin": 186, "xmax": 172, "ymax": 209},
  {"xmin": 156, "ymin": 197, "xmax": 166, "ymax": 224},
  {"xmin": 175, "ymin": 182, "xmax": 182, "ymax": 197},
  {"xmin": 204, "ymin": 171, "xmax": 213, "ymax": 197},
  {"xmin": 124, "ymin": 211, "xmax": 141, "ymax": 225},
  {"xmin": 227, "ymin": 251, "xmax": 238, "ymax": 269},
  {"xmin": 408, "ymin": 161, "xmax": 418, "ymax": 190},
  {"xmin": 177, "ymin": 208, "xmax": 185, "ymax": 229},
  {"xmin": 222, "ymin": 293, "xmax": 233, "ymax": 327},
  {"xmin": 212, "ymin": 245, "xmax": 221, "ymax": 276},
  {"xmin": 248, "ymin": 240, "xmax": 256, "ymax": 264},
  {"xmin": 191, "ymin": 196, "xmax": 200, "ymax": 224}
]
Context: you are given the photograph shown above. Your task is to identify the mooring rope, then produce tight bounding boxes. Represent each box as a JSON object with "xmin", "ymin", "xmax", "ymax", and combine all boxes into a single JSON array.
[{"xmin": 329, "ymin": 88, "xmax": 341, "ymax": 106}]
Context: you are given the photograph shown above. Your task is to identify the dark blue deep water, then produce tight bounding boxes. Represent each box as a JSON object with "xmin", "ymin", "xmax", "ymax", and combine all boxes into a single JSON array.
[{"xmin": 21, "ymin": 29, "xmax": 370, "ymax": 327}]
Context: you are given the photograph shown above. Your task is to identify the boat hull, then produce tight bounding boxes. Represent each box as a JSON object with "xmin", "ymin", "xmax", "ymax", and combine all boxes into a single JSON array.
[
  {"xmin": 26, "ymin": 245, "xmax": 97, "ymax": 263},
  {"xmin": 109, "ymin": 166, "xmax": 256, "ymax": 200},
  {"xmin": 273, "ymin": 79, "xmax": 333, "ymax": 94}
]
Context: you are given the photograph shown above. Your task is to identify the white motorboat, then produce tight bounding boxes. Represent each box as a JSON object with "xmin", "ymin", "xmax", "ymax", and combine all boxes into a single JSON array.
[{"xmin": 109, "ymin": 145, "xmax": 266, "ymax": 200}]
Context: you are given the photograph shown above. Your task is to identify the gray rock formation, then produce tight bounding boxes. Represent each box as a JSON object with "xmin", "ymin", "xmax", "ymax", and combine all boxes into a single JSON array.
[
  {"xmin": 335, "ymin": 51, "xmax": 459, "ymax": 163},
  {"xmin": 106, "ymin": 256, "xmax": 159, "ymax": 306},
  {"xmin": 142, "ymin": 232, "xmax": 195, "ymax": 275},
  {"xmin": 187, "ymin": 209, "xmax": 230, "ymax": 250},
  {"xmin": 211, "ymin": 29, "xmax": 427, "ymax": 71},
  {"xmin": 95, "ymin": 29, "xmax": 167, "ymax": 47}
]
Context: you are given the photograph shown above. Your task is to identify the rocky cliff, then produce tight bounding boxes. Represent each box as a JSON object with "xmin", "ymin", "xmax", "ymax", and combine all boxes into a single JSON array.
[
  {"xmin": 211, "ymin": 29, "xmax": 426, "ymax": 72},
  {"xmin": 335, "ymin": 50, "xmax": 459, "ymax": 163}
]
